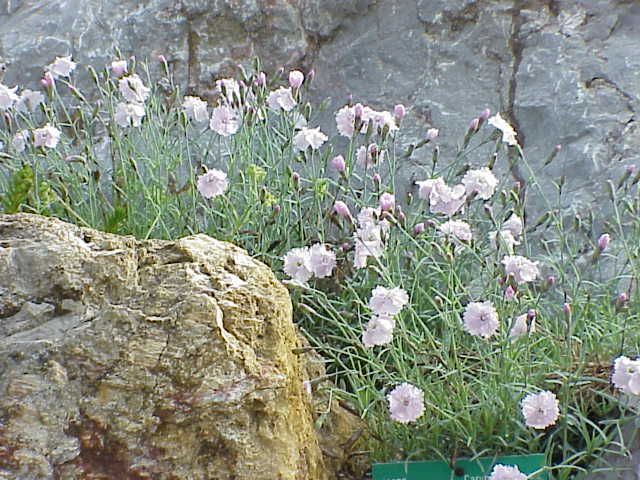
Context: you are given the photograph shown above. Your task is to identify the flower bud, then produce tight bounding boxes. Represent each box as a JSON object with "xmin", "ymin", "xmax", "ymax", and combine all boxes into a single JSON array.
[
  {"xmin": 354, "ymin": 103, "xmax": 364, "ymax": 120},
  {"xmin": 110, "ymin": 60, "xmax": 128, "ymax": 77},
  {"xmin": 41, "ymin": 71, "xmax": 55, "ymax": 89},
  {"xmin": 394, "ymin": 104, "xmax": 406, "ymax": 121},
  {"xmin": 396, "ymin": 205, "xmax": 406, "ymax": 223},
  {"xmin": 307, "ymin": 69, "xmax": 315, "ymax": 83},
  {"xmin": 504, "ymin": 285, "xmax": 516, "ymax": 301},
  {"xmin": 413, "ymin": 222, "xmax": 425, "ymax": 235},
  {"xmin": 615, "ymin": 292, "xmax": 629, "ymax": 311},
  {"xmin": 546, "ymin": 275, "xmax": 556, "ymax": 289},
  {"xmin": 544, "ymin": 144, "xmax": 562, "ymax": 166},
  {"xmin": 626, "ymin": 164, "xmax": 637, "ymax": 175},
  {"xmin": 426, "ymin": 128, "xmax": 439, "ymax": 141},
  {"xmin": 333, "ymin": 200, "xmax": 351, "ymax": 219},
  {"xmin": 292, "ymin": 172, "xmax": 300, "ymax": 186},
  {"xmin": 468, "ymin": 117, "xmax": 480, "ymax": 132},
  {"xmin": 289, "ymin": 70, "xmax": 304, "ymax": 89},
  {"xmin": 372, "ymin": 173, "xmax": 381, "ymax": 184},
  {"xmin": 379, "ymin": 192, "xmax": 395, "ymax": 211},
  {"xmin": 273, "ymin": 204, "xmax": 282, "ymax": 214},
  {"xmin": 597, "ymin": 233, "xmax": 610, "ymax": 251},
  {"xmin": 563, "ymin": 303, "xmax": 571, "ymax": 317},
  {"xmin": 479, "ymin": 108, "xmax": 491, "ymax": 122},
  {"xmin": 330, "ymin": 155, "xmax": 346, "ymax": 174},
  {"xmin": 255, "ymin": 71, "xmax": 267, "ymax": 87},
  {"xmin": 158, "ymin": 54, "xmax": 167, "ymax": 64}
]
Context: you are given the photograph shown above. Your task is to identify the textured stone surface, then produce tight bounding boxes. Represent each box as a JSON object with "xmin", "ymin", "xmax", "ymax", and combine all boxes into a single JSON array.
[{"xmin": 0, "ymin": 213, "xmax": 344, "ymax": 479}]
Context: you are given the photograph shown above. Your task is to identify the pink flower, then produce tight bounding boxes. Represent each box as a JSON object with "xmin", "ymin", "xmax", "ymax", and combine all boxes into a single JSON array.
[
  {"xmin": 330, "ymin": 155, "xmax": 346, "ymax": 173},
  {"xmin": 114, "ymin": 102, "xmax": 145, "ymax": 127},
  {"xmin": 462, "ymin": 167, "xmax": 498, "ymax": 200},
  {"xmin": 426, "ymin": 128, "xmax": 439, "ymax": 141},
  {"xmin": 488, "ymin": 113, "xmax": 518, "ymax": 146},
  {"xmin": 119, "ymin": 74, "xmax": 150, "ymax": 104},
  {"xmin": 502, "ymin": 255, "xmax": 540, "ymax": 285},
  {"xmin": 370, "ymin": 110, "xmax": 398, "ymax": 133},
  {"xmin": 46, "ymin": 55, "xmax": 76, "ymax": 78},
  {"xmin": 33, "ymin": 123, "xmax": 61, "ymax": 149},
  {"xmin": 503, "ymin": 285, "xmax": 516, "ymax": 301},
  {"xmin": 209, "ymin": 105, "xmax": 241, "ymax": 137},
  {"xmin": 293, "ymin": 127, "xmax": 328, "ymax": 151},
  {"xmin": 283, "ymin": 247, "xmax": 313, "ymax": 284},
  {"xmin": 335, "ymin": 104, "xmax": 376, "ymax": 137},
  {"xmin": 182, "ymin": 96, "xmax": 209, "ymax": 122},
  {"xmin": 369, "ymin": 286, "xmax": 409, "ymax": 317},
  {"xmin": 438, "ymin": 220, "xmax": 473, "ymax": 242},
  {"xmin": 379, "ymin": 193, "xmax": 395, "ymax": 212},
  {"xmin": 362, "ymin": 315, "xmax": 394, "ymax": 347},
  {"xmin": 333, "ymin": 201, "xmax": 352, "ymax": 219},
  {"xmin": 521, "ymin": 390, "xmax": 560, "ymax": 429},
  {"xmin": 196, "ymin": 169, "xmax": 228, "ymax": 199},
  {"xmin": 612, "ymin": 356, "xmax": 640, "ymax": 395},
  {"xmin": 267, "ymin": 87, "xmax": 296, "ymax": 111},
  {"xmin": 387, "ymin": 383, "xmax": 425, "ymax": 424},
  {"xmin": 489, "ymin": 464, "xmax": 527, "ymax": 480},
  {"xmin": 598, "ymin": 233, "xmax": 611, "ymax": 251},
  {"xmin": 509, "ymin": 312, "xmax": 535, "ymax": 339},
  {"xmin": 110, "ymin": 60, "xmax": 128, "ymax": 77},
  {"xmin": 308, "ymin": 243, "xmax": 336, "ymax": 278},
  {"xmin": 417, "ymin": 177, "xmax": 466, "ymax": 216},
  {"xmin": 463, "ymin": 301, "xmax": 499, "ymax": 339},
  {"xmin": 0, "ymin": 83, "xmax": 19, "ymax": 110},
  {"xmin": 394, "ymin": 104, "xmax": 406, "ymax": 120},
  {"xmin": 289, "ymin": 70, "xmax": 304, "ymax": 88}
]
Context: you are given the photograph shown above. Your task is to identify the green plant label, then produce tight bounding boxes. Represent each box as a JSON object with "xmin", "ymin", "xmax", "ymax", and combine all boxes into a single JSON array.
[{"xmin": 373, "ymin": 454, "xmax": 547, "ymax": 480}]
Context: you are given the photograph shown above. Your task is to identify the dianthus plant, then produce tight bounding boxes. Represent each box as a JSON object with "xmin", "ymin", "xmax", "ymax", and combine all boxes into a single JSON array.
[{"xmin": 1, "ymin": 54, "xmax": 640, "ymax": 478}]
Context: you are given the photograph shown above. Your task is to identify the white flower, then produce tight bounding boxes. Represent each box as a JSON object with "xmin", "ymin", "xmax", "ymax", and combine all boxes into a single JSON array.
[
  {"xmin": 110, "ymin": 60, "xmax": 128, "ymax": 77},
  {"xmin": 353, "ymin": 224, "xmax": 384, "ymax": 269},
  {"xmin": 438, "ymin": 220, "xmax": 473, "ymax": 242},
  {"xmin": 215, "ymin": 78, "xmax": 241, "ymax": 104},
  {"xmin": 370, "ymin": 110, "xmax": 398, "ymax": 133},
  {"xmin": 308, "ymin": 243, "xmax": 336, "ymax": 278},
  {"xmin": 387, "ymin": 383, "xmax": 425, "ymax": 424},
  {"xmin": 33, "ymin": 123, "xmax": 61, "ymax": 148},
  {"xmin": 489, "ymin": 464, "xmax": 527, "ymax": 480},
  {"xmin": 612, "ymin": 356, "xmax": 640, "ymax": 395},
  {"xmin": 267, "ymin": 87, "xmax": 296, "ymax": 112},
  {"xmin": 283, "ymin": 247, "xmax": 313, "ymax": 284},
  {"xmin": 11, "ymin": 130, "xmax": 29, "ymax": 152},
  {"xmin": 0, "ymin": 83, "xmax": 19, "ymax": 110},
  {"xmin": 509, "ymin": 313, "xmax": 535, "ymax": 340},
  {"xmin": 362, "ymin": 315, "xmax": 395, "ymax": 347},
  {"xmin": 488, "ymin": 113, "xmax": 518, "ymax": 146},
  {"xmin": 521, "ymin": 390, "xmax": 560, "ymax": 429},
  {"xmin": 119, "ymin": 74, "xmax": 150, "ymax": 104},
  {"xmin": 114, "ymin": 102, "xmax": 145, "ymax": 127},
  {"xmin": 293, "ymin": 127, "xmax": 328, "ymax": 151},
  {"xmin": 15, "ymin": 89, "xmax": 44, "ymax": 113},
  {"xmin": 369, "ymin": 286, "xmax": 409, "ymax": 317},
  {"xmin": 489, "ymin": 230, "xmax": 520, "ymax": 254},
  {"xmin": 196, "ymin": 168, "xmax": 229, "ymax": 199},
  {"xmin": 182, "ymin": 96, "xmax": 209, "ymax": 122},
  {"xmin": 502, "ymin": 255, "xmax": 540, "ymax": 285},
  {"xmin": 417, "ymin": 177, "xmax": 466, "ymax": 216},
  {"xmin": 47, "ymin": 55, "xmax": 76, "ymax": 78},
  {"xmin": 462, "ymin": 167, "xmax": 498, "ymax": 200},
  {"xmin": 209, "ymin": 105, "xmax": 241, "ymax": 137},
  {"xmin": 503, "ymin": 213, "xmax": 524, "ymax": 237},
  {"xmin": 463, "ymin": 301, "xmax": 499, "ymax": 339}
]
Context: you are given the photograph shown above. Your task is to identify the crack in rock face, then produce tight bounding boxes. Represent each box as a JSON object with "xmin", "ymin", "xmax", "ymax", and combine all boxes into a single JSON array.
[{"xmin": 0, "ymin": 213, "xmax": 364, "ymax": 479}]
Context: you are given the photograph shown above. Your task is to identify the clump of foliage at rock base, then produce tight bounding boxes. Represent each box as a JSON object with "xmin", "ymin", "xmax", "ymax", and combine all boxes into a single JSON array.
[{"xmin": 1, "ymin": 54, "xmax": 639, "ymax": 479}]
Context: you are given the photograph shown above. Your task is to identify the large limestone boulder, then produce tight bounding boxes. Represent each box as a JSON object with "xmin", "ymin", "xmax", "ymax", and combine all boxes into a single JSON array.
[{"xmin": 0, "ymin": 213, "xmax": 334, "ymax": 479}]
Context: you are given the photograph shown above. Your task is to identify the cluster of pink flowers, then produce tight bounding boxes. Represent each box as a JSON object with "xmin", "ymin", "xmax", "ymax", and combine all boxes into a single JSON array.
[
  {"xmin": 362, "ymin": 286, "xmax": 409, "ymax": 347},
  {"xmin": 283, "ymin": 243, "xmax": 337, "ymax": 285}
]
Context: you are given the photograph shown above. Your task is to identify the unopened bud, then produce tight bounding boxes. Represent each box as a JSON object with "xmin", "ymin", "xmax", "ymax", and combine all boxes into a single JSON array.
[
  {"xmin": 273, "ymin": 204, "xmax": 281, "ymax": 214},
  {"xmin": 394, "ymin": 104, "xmax": 406, "ymax": 121},
  {"xmin": 544, "ymin": 144, "xmax": 562, "ymax": 166},
  {"xmin": 354, "ymin": 103, "xmax": 364, "ymax": 120},
  {"xmin": 255, "ymin": 71, "xmax": 266, "ymax": 87},
  {"xmin": 504, "ymin": 285, "xmax": 516, "ymax": 301},
  {"xmin": 469, "ymin": 117, "xmax": 480, "ymax": 132},
  {"xmin": 597, "ymin": 233, "xmax": 610, "ymax": 251},
  {"xmin": 372, "ymin": 173, "xmax": 381, "ymax": 184},
  {"xmin": 330, "ymin": 155, "xmax": 346, "ymax": 174},
  {"xmin": 563, "ymin": 303, "xmax": 571, "ymax": 316},
  {"xmin": 413, "ymin": 222, "xmax": 425, "ymax": 235},
  {"xmin": 41, "ymin": 71, "xmax": 55, "ymax": 89},
  {"xmin": 426, "ymin": 128, "xmax": 439, "ymax": 141},
  {"xmin": 292, "ymin": 172, "xmax": 300, "ymax": 186},
  {"xmin": 333, "ymin": 200, "xmax": 351, "ymax": 219},
  {"xmin": 479, "ymin": 108, "xmax": 491, "ymax": 122},
  {"xmin": 289, "ymin": 70, "xmax": 304, "ymax": 89},
  {"xmin": 379, "ymin": 192, "xmax": 395, "ymax": 211},
  {"xmin": 396, "ymin": 206, "xmax": 406, "ymax": 223}
]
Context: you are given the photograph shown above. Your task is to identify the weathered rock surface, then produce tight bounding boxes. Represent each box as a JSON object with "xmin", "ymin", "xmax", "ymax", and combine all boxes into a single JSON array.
[{"xmin": 0, "ymin": 213, "xmax": 342, "ymax": 479}]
